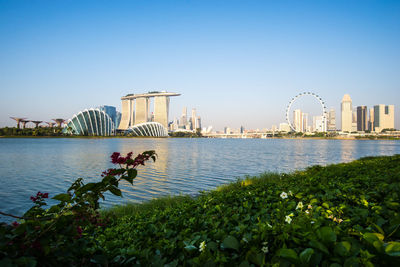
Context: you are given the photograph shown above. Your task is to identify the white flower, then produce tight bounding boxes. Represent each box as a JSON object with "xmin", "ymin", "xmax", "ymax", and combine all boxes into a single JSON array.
[
  {"xmin": 285, "ymin": 215, "xmax": 292, "ymax": 224},
  {"xmin": 288, "ymin": 191, "xmax": 293, "ymax": 196},
  {"xmin": 296, "ymin": 201, "xmax": 304, "ymax": 210},
  {"xmin": 280, "ymin": 192, "xmax": 288, "ymax": 199},
  {"xmin": 311, "ymin": 221, "xmax": 315, "ymax": 224},
  {"xmin": 242, "ymin": 237, "xmax": 249, "ymax": 243},
  {"xmin": 199, "ymin": 241, "xmax": 206, "ymax": 252},
  {"xmin": 305, "ymin": 210, "xmax": 310, "ymax": 214},
  {"xmin": 267, "ymin": 223, "xmax": 272, "ymax": 228},
  {"xmin": 262, "ymin": 246, "xmax": 269, "ymax": 253},
  {"xmin": 262, "ymin": 241, "xmax": 268, "ymax": 246},
  {"xmin": 307, "ymin": 204, "xmax": 312, "ymax": 209}
]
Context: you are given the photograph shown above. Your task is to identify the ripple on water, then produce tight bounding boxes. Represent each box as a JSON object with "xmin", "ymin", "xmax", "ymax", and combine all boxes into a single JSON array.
[{"xmin": 1, "ymin": 138, "xmax": 400, "ymax": 222}]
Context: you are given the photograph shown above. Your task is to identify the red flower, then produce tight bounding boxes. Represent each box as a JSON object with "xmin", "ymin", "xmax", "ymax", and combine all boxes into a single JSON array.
[
  {"xmin": 111, "ymin": 152, "xmax": 121, "ymax": 164},
  {"xmin": 42, "ymin": 193, "xmax": 49, "ymax": 198},
  {"xmin": 12, "ymin": 221, "xmax": 19, "ymax": 228}
]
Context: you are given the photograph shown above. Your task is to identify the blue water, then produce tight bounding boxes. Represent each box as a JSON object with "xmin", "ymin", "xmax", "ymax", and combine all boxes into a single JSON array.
[{"xmin": 0, "ymin": 138, "xmax": 399, "ymax": 222}]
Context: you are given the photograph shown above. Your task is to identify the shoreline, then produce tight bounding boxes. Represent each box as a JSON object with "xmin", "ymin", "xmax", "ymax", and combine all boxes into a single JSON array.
[{"xmin": 1, "ymin": 135, "xmax": 398, "ymax": 140}]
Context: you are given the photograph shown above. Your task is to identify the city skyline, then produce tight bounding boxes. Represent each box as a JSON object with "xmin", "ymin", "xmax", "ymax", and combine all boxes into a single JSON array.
[{"xmin": 1, "ymin": 0, "xmax": 400, "ymax": 130}]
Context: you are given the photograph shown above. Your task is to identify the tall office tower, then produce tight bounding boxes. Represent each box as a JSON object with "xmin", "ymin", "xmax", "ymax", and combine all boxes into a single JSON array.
[
  {"xmin": 191, "ymin": 108, "xmax": 197, "ymax": 130},
  {"xmin": 194, "ymin": 116, "xmax": 201, "ymax": 130},
  {"xmin": 240, "ymin": 126, "xmax": 245, "ymax": 134},
  {"xmin": 180, "ymin": 107, "xmax": 187, "ymax": 127},
  {"xmin": 356, "ymin": 106, "xmax": 368, "ymax": 131},
  {"xmin": 98, "ymin": 105, "xmax": 121, "ymax": 128},
  {"xmin": 373, "ymin": 104, "xmax": 395, "ymax": 132},
  {"xmin": 352, "ymin": 109, "xmax": 358, "ymax": 132},
  {"xmin": 341, "ymin": 94, "xmax": 353, "ymax": 132},
  {"xmin": 368, "ymin": 108, "xmax": 374, "ymax": 131},
  {"xmin": 302, "ymin": 113, "xmax": 309, "ymax": 132},
  {"xmin": 293, "ymin": 109, "xmax": 303, "ymax": 132},
  {"xmin": 327, "ymin": 108, "xmax": 336, "ymax": 131},
  {"xmin": 313, "ymin": 116, "xmax": 325, "ymax": 132}
]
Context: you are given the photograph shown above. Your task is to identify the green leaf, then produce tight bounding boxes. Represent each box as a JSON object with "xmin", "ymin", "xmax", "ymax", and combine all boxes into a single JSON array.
[
  {"xmin": 184, "ymin": 245, "xmax": 197, "ymax": 252},
  {"xmin": 78, "ymin": 183, "xmax": 97, "ymax": 194},
  {"xmin": 318, "ymin": 226, "xmax": 337, "ymax": 243},
  {"xmin": 385, "ymin": 242, "xmax": 400, "ymax": 257},
  {"xmin": 309, "ymin": 240, "xmax": 329, "ymax": 254},
  {"xmin": 108, "ymin": 186, "xmax": 122, "ymax": 197},
  {"xmin": 52, "ymin": 193, "xmax": 71, "ymax": 202},
  {"xmin": 299, "ymin": 248, "xmax": 314, "ymax": 263},
  {"xmin": 128, "ymin": 169, "xmax": 137, "ymax": 180},
  {"xmin": 90, "ymin": 254, "xmax": 108, "ymax": 265},
  {"xmin": 222, "ymin": 235, "xmax": 239, "ymax": 251},
  {"xmin": 334, "ymin": 241, "xmax": 351, "ymax": 257},
  {"xmin": 277, "ymin": 248, "xmax": 298, "ymax": 263},
  {"xmin": 363, "ymin": 232, "xmax": 384, "ymax": 243}
]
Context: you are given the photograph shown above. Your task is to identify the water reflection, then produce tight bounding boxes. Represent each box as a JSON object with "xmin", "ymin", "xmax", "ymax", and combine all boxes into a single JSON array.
[{"xmin": 0, "ymin": 138, "xmax": 399, "ymax": 222}]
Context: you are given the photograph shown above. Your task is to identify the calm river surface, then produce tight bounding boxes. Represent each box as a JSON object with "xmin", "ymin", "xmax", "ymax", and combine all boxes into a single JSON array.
[{"xmin": 1, "ymin": 138, "xmax": 399, "ymax": 221}]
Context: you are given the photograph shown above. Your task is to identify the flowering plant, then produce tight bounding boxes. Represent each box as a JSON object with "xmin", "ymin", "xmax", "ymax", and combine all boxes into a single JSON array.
[{"xmin": 0, "ymin": 150, "xmax": 156, "ymax": 265}]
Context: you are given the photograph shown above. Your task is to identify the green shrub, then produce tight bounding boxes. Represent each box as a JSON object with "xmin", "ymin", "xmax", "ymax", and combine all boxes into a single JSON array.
[
  {"xmin": 0, "ymin": 151, "xmax": 157, "ymax": 266},
  {"xmin": 98, "ymin": 155, "xmax": 400, "ymax": 266}
]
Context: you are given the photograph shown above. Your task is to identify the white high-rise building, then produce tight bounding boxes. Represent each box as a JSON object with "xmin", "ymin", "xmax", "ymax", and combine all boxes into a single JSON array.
[
  {"xmin": 327, "ymin": 108, "xmax": 336, "ymax": 131},
  {"xmin": 191, "ymin": 108, "xmax": 197, "ymax": 130},
  {"xmin": 373, "ymin": 104, "xmax": 395, "ymax": 132},
  {"xmin": 180, "ymin": 107, "xmax": 187, "ymax": 127},
  {"xmin": 313, "ymin": 116, "xmax": 325, "ymax": 132},
  {"xmin": 293, "ymin": 109, "xmax": 303, "ymax": 132},
  {"xmin": 341, "ymin": 94, "xmax": 353, "ymax": 132},
  {"xmin": 302, "ymin": 113, "xmax": 309, "ymax": 132}
]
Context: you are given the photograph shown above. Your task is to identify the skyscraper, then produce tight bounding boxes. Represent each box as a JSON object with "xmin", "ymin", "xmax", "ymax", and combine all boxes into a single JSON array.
[
  {"xmin": 293, "ymin": 109, "xmax": 303, "ymax": 132},
  {"xmin": 341, "ymin": 94, "xmax": 352, "ymax": 132},
  {"xmin": 313, "ymin": 116, "xmax": 325, "ymax": 132},
  {"xmin": 368, "ymin": 108, "xmax": 374, "ymax": 131},
  {"xmin": 191, "ymin": 108, "xmax": 197, "ymax": 130},
  {"xmin": 302, "ymin": 113, "xmax": 308, "ymax": 132},
  {"xmin": 373, "ymin": 104, "xmax": 395, "ymax": 132},
  {"xmin": 180, "ymin": 107, "xmax": 187, "ymax": 127},
  {"xmin": 327, "ymin": 108, "xmax": 336, "ymax": 131},
  {"xmin": 356, "ymin": 106, "xmax": 367, "ymax": 131}
]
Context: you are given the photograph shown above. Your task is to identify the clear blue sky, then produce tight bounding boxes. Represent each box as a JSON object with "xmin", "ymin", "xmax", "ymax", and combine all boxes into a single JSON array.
[{"xmin": 1, "ymin": 0, "xmax": 399, "ymax": 130}]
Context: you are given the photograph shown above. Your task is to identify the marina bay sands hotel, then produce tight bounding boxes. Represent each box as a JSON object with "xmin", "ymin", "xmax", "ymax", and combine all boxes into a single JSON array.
[{"xmin": 117, "ymin": 91, "xmax": 180, "ymax": 131}]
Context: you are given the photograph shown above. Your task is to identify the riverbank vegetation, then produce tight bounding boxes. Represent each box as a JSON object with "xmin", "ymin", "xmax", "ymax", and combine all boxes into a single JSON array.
[
  {"xmin": 1, "ymin": 154, "xmax": 400, "ymax": 266},
  {"xmin": 0, "ymin": 127, "xmax": 65, "ymax": 137}
]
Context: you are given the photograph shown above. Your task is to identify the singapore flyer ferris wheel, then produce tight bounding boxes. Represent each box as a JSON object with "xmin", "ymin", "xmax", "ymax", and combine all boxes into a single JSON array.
[{"xmin": 286, "ymin": 92, "xmax": 328, "ymax": 132}]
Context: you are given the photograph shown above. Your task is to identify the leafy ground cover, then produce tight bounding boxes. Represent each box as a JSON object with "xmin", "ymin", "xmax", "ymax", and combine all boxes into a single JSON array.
[{"xmin": 98, "ymin": 155, "xmax": 400, "ymax": 266}]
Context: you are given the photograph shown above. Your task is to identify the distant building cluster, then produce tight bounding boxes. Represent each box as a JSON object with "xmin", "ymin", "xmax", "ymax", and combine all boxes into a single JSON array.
[
  {"xmin": 341, "ymin": 94, "xmax": 395, "ymax": 133},
  {"xmin": 169, "ymin": 107, "xmax": 202, "ymax": 132},
  {"xmin": 290, "ymin": 109, "xmax": 332, "ymax": 133},
  {"xmin": 9, "ymin": 90, "xmax": 395, "ymax": 137}
]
